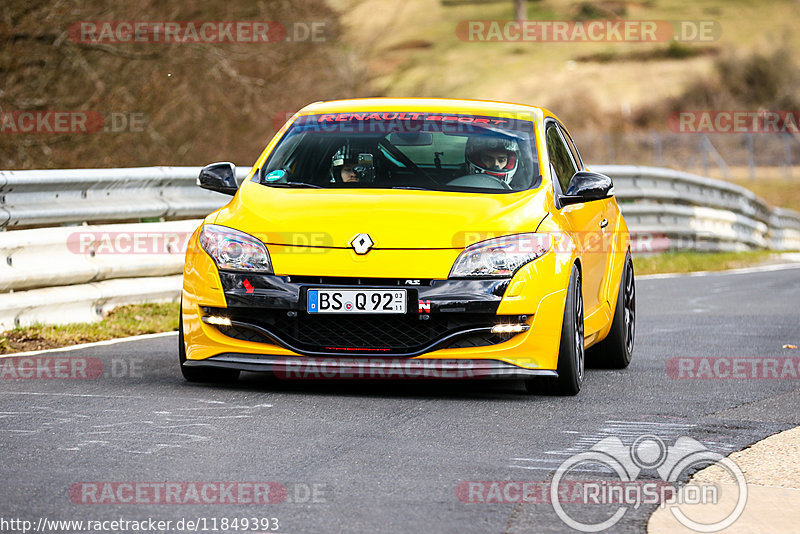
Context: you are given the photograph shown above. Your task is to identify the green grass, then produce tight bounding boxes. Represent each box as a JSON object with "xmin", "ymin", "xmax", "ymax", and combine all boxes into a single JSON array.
[
  {"xmin": 633, "ymin": 250, "xmax": 778, "ymax": 275},
  {"xmin": 0, "ymin": 302, "xmax": 179, "ymax": 355}
]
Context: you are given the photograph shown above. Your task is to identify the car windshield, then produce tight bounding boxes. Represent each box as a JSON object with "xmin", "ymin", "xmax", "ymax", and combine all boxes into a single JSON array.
[{"xmin": 260, "ymin": 112, "xmax": 540, "ymax": 193}]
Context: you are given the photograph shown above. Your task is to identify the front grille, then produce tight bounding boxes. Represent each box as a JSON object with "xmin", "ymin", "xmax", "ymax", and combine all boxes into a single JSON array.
[
  {"xmin": 448, "ymin": 333, "xmax": 508, "ymax": 348},
  {"xmin": 217, "ymin": 325, "xmax": 275, "ymax": 345},
  {"xmin": 207, "ymin": 308, "xmax": 522, "ymax": 356}
]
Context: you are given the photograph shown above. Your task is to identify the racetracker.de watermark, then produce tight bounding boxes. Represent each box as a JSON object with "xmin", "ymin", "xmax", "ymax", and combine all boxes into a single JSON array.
[
  {"xmin": 274, "ymin": 358, "xmax": 494, "ymax": 379},
  {"xmin": 68, "ymin": 21, "xmax": 329, "ymax": 44},
  {"xmin": 64, "ymin": 230, "xmax": 666, "ymax": 255},
  {"xmin": 0, "ymin": 517, "xmax": 279, "ymax": 534},
  {"xmin": 457, "ymin": 20, "xmax": 720, "ymax": 42},
  {"xmin": 668, "ymin": 110, "xmax": 800, "ymax": 134},
  {"xmin": 0, "ymin": 356, "xmax": 144, "ymax": 380},
  {"xmin": 667, "ymin": 356, "xmax": 800, "ymax": 379},
  {"xmin": 65, "ymin": 231, "xmax": 334, "ymax": 255},
  {"xmin": 69, "ymin": 482, "xmax": 330, "ymax": 504},
  {"xmin": 450, "ymin": 231, "xmax": 669, "ymax": 254},
  {"xmin": 0, "ymin": 111, "xmax": 147, "ymax": 134}
]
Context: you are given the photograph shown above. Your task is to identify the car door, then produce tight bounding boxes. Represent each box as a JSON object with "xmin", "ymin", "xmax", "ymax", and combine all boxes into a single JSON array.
[
  {"xmin": 545, "ymin": 121, "xmax": 607, "ymax": 320},
  {"xmin": 560, "ymin": 125, "xmax": 620, "ymax": 310}
]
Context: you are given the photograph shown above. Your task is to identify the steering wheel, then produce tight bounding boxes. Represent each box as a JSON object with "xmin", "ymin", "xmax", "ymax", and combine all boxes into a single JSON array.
[
  {"xmin": 377, "ymin": 139, "xmax": 439, "ymax": 185},
  {"xmin": 446, "ymin": 174, "xmax": 512, "ymax": 190}
]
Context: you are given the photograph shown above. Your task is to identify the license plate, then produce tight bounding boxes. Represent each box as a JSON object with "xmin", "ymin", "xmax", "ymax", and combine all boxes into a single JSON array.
[{"xmin": 307, "ymin": 289, "xmax": 407, "ymax": 314}]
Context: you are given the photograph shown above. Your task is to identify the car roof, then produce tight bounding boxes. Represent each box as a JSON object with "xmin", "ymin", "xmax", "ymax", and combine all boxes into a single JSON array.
[{"xmin": 296, "ymin": 98, "xmax": 553, "ymax": 124}]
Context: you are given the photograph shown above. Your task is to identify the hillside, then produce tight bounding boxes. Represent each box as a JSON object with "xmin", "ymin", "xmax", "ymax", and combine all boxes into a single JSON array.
[
  {"xmin": 2, "ymin": 0, "xmax": 799, "ymax": 201},
  {"xmin": 330, "ymin": 0, "xmax": 800, "ymax": 128},
  {"xmin": 0, "ymin": 0, "xmax": 372, "ymax": 169}
]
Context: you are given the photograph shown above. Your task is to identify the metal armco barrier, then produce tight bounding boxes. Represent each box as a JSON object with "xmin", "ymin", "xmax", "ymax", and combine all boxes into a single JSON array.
[
  {"xmin": 594, "ymin": 165, "xmax": 800, "ymax": 252},
  {"xmin": 0, "ymin": 166, "xmax": 249, "ymax": 229},
  {"xmin": 0, "ymin": 276, "xmax": 182, "ymax": 331},
  {"xmin": 0, "ymin": 165, "xmax": 799, "ymax": 329},
  {"xmin": 0, "ymin": 220, "xmax": 200, "ymax": 292}
]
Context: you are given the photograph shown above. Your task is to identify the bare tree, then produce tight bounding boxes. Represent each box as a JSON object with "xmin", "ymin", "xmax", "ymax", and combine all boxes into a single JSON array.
[{"xmin": 515, "ymin": 0, "xmax": 526, "ymax": 21}]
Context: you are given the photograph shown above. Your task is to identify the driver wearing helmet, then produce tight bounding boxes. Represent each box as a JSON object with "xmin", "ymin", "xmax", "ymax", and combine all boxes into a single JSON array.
[
  {"xmin": 465, "ymin": 136, "xmax": 520, "ymax": 185},
  {"xmin": 330, "ymin": 142, "xmax": 375, "ymax": 183}
]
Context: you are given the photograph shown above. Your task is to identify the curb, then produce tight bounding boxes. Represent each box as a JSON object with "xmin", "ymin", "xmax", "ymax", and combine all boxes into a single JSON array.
[{"xmin": 648, "ymin": 426, "xmax": 800, "ymax": 533}]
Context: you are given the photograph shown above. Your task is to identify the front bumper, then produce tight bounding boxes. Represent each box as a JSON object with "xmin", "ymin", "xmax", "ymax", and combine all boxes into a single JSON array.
[
  {"xmin": 183, "ymin": 353, "xmax": 559, "ymax": 380},
  {"xmin": 182, "ymin": 250, "xmax": 572, "ymax": 372}
]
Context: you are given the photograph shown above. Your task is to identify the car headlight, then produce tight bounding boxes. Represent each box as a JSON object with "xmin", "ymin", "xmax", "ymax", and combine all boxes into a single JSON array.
[
  {"xmin": 199, "ymin": 224, "xmax": 272, "ymax": 272},
  {"xmin": 449, "ymin": 233, "xmax": 550, "ymax": 278}
]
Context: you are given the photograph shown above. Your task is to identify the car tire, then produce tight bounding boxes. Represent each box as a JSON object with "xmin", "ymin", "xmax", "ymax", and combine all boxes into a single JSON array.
[
  {"xmin": 178, "ymin": 306, "xmax": 240, "ymax": 383},
  {"xmin": 587, "ymin": 252, "xmax": 635, "ymax": 369},
  {"xmin": 526, "ymin": 264, "xmax": 584, "ymax": 396}
]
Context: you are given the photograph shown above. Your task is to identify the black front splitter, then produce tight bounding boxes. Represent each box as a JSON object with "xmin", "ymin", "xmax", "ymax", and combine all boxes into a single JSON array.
[{"xmin": 183, "ymin": 353, "xmax": 558, "ymax": 380}]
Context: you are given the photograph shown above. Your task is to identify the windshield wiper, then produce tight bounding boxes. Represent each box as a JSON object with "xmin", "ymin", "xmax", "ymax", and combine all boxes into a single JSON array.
[
  {"xmin": 265, "ymin": 181, "xmax": 322, "ymax": 189},
  {"xmin": 390, "ymin": 186, "xmax": 429, "ymax": 190}
]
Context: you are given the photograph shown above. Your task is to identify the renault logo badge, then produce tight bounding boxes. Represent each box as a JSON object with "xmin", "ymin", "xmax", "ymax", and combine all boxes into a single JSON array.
[{"xmin": 350, "ymin": 233, "xmax": 374, "ymax": 255}]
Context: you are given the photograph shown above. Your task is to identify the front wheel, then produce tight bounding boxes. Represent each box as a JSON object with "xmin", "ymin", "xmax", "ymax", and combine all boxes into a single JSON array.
[
  {"xmin": 587, "ymin": 252, "xmax": 635, "ymax": 369},
  {"xmin": 526, "ymin": 264, "xmax": 584, "ymax": 396}
]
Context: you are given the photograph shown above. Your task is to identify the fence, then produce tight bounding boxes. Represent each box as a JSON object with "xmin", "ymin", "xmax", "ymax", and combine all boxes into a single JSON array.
[{"xmin": 575, "ymin": 132, "xmax": 800, "ymax": 180}]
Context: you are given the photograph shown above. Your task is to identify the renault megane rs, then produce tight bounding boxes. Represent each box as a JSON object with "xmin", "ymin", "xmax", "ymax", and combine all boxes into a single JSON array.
[{"xmin": 179, "ymin": 98, "xmax": 635, "ymax": 395}]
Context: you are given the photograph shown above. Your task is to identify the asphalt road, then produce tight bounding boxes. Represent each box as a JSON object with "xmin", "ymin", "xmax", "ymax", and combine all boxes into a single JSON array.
[{"xmin": 2, "ymin": 265, "xmax": 799, "ymax": 534}]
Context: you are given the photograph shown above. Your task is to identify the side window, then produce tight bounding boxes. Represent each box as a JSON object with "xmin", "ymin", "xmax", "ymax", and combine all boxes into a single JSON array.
[
  {"xmin": 559, "ymin": 126, "xmax": 583, "ymax": 171},
  {"xmin": 545, "ymin": 124, "xmax": 577, "ymax": 194}
]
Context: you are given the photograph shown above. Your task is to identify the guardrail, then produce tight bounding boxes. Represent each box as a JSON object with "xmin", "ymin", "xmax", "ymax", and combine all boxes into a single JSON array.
[
  {"xmin": 594, "ymin": 165, "xmax": 800, "ymax": 252},
  {"xmin": 0, "ymin": 166, "xmax": 249, "ymax": 229},
  {"xmin": 1, "ymin": 165, "xmax": 798, "ymax": 329}
]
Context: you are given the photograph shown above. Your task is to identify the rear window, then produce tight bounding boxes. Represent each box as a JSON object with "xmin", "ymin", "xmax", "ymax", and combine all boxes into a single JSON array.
[{"xmin": 259, "ymin": 112, "xmax": 541, "ymax": 193}]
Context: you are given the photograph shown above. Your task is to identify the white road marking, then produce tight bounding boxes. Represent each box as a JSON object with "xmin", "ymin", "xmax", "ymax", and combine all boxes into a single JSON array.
[
  {"xmin": 0, "ymin": 331, "xmax": 177, "ymax": 359},
  {"xmin": 0, "ymin": 391, "xmax": 146, "ymax": 398}
]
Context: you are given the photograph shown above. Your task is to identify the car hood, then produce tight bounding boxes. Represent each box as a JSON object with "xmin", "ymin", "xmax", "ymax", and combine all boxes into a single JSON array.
[{"xmin": 213, "ymin": 183, "xmax": 549, "ymax": 250}]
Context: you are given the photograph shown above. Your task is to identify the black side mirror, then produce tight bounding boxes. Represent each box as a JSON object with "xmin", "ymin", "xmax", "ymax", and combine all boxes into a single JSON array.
[
  {"xmin": 560, "ymin": 171, "xmax": 613, "ymax": 206},
  {"xmin": 198, "ymin": 162, "xmax": 238, "ymax": 196}
]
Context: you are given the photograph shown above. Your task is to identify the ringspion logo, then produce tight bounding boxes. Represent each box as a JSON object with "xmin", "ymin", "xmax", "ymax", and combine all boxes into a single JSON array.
[
  {"xmin": 550, "ymin": 435, "xmax": 746, "ymax": 532},
  {"xmin": 458, "ymin": 435, "xmax": 747, "ymax": 532}
]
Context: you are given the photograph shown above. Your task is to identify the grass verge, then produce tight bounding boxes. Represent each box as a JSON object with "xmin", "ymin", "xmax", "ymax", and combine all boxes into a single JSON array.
[
  {"xmin": 633, "ymin": 250, "xmax": 779, "ymax": 276},
  {"xmin": 0, "ymin": 302, "xmax": 179, "ymax": 355},
  {"xmin": 0, "ymin": 250, "xmax": 792, "ymax": 354}
]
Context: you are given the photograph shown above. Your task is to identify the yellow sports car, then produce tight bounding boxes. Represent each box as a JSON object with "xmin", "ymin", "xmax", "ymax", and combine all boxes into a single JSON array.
[{"xmin": 179, "ymin": 98, "xmax": 634, "ymax": 395}]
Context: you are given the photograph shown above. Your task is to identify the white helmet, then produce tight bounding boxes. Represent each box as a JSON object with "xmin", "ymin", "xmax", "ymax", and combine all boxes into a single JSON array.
[{"xmin": 465, "ymin": 136, "xmax": 519, "ymax": 184}]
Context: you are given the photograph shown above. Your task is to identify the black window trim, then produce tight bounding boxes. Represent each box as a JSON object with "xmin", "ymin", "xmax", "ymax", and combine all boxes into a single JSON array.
[
  {"xmin": 544, "ymin": 118, "xmax": 580, "ymax": 210},
  {"xmin": 557, "ymin": 123, "xmax": 584, "ymax": 172}
]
